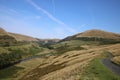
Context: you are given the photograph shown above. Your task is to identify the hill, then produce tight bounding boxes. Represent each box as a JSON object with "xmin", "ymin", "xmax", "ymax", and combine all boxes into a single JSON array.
[
  {"xmin": 37, "ymin": 38, "xmax": 60, "ymax": 44},
  {"xmin": 0, "ymin": 28, "xmax": 8, "ymax": 35},
  {"xmin": 0, "ymin": 27, "xmax": 60, "ymax": 47},
  {"xmin": 61, "ymin": 29, "xmax": 120, "ymax": 44},
  {"xmin": 0, "ymin": 28, "xmax": 40, "ymax": 46},
  {"xmin": 0, "ymin": 28, "xmax": 120, "ymax": 80},
  {"xmin": 0, "ymin": 27, "xmax": 38, "ymax": 42},
  {"xmin": 9, "ymin": 33, "xmax": 38, "ymax": 42},
  {"xmin": 76, "ymin": 29, "xmax": 120, "ymax": 40},
  {"xmin": 0, "ymin": 28, "xmax": 16, "ymax": 46}
]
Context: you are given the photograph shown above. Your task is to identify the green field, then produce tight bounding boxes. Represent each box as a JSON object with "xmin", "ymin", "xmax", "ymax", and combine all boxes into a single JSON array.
[{"xmin": 80, "ymin": 58, "xmax": 120, "ymax": 80}]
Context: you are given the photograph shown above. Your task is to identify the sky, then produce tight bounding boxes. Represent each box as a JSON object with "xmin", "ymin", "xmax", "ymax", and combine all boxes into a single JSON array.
[{"xmin": 0, "ymin": 0, "xmax": 120, "ymax": 39}]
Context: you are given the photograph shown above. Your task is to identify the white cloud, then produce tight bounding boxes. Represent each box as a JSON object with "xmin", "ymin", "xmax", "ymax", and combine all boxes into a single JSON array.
[
  {"xmin": 27, "ymin": 0, "xmax": 65, "ymax": 25},
  {"xmin": 23, "ymin": 15, "xmax": 42, "ymax": 20},
  {"xmin": 26, "ymin": 0, "xmax": 77, "ymax": 33},
  {"xmin": 52, "ymin": 0, "xmax": 55, "ymax": 14}
]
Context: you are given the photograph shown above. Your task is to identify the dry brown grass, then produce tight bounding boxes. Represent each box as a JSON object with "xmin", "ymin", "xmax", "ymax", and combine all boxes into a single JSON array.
[
  {"xmin": 19, "ymin": 45, "xmax": 105, "ymax": 80},
  {"xmin": 0, "ymin": 28, "xmax": 8, "ymax": 35},
  {"xmin": 111, "ymin": 56, "xmax": 120, "ymax": 65},
  {"xmin": 9, "ymin": 33, "xmax": 38, "ymax": 41},
  {"xmin": 0, "ymin": 28, "xmax": 37, "ymax": 42},
  {"xmin": 104, "ymin": 44, "xmax": 120, "ymax": 65},
  {"xmin": 3, "ymin": 43, "xmax": 119, "ymax": 80},
  {"xmin": 76, "ymin": 29, "xmax": 120, "ymax": 40},
  {"xmin": 8, "ymin": 58, "xmax": 45, "ymax": 80}
]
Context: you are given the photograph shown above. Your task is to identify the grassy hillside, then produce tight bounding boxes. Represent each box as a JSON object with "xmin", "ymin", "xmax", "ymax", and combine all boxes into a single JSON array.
[
  {"xmin": 0, "ymin": 28, "xmax": 120, "ymax": 80},
  {"xmin": 61, "ymin": 29, "xmax": 120, "ymax": 45},
  {"xmin": 0, "ymin": 43, "xmax": 44, "ymax": 69},
  {"xmin": 0, "ymin": 35, "xmax": 17, "ymax": 47},
  {"xmin": 9, "ymin": 33, "xmax": 38, "ymax": 42},
  {"xmin": 0, "ymin": 28, "xmax": 47, "ymax": 69},
  {"xmin": 0, "ymin": 28, "xmax": 8, "ymax": 35},
  {"xmin": 76, "ymin": 29, "xmax": 120, "ymax": 40},
  {"xmin": 80, "ymin": 58, "xmax": 120, "ymax": 80}
]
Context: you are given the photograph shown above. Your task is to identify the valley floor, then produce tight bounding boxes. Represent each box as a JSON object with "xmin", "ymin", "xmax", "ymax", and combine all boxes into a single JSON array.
[{"xmin": 0, "ymin": 44, "xmax": 120, "ymax": 80}]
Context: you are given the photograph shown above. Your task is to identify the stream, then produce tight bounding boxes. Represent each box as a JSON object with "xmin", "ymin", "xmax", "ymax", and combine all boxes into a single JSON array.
[{"xmin": 102, "ymin": 51, "xmax": 120, "ymax": 76}]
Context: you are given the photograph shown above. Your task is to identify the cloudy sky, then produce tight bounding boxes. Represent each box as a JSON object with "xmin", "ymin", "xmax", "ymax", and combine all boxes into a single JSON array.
[{"xmin": 0, "ymin": 0, "xmax": 120, "ymax": 39}]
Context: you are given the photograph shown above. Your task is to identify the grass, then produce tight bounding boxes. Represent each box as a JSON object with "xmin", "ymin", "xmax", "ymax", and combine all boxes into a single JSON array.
[
  {"xmin": 54, "ymin": 45, "xmax": 84, "ymax": 55},
  {"xmin": 0, "ymin": 66, "xmax": 24, "ymax": 80},
  {"xmin": 112, "ymin": 56, "xmax": 120, "ymax": 65},
  {"xmin": 52, "ymin": 40, "xmax": 100, "ymax": 49},
  {"xmin": 0, "ymin": 43, "xmax": 44, "ymax": 58},
  {"xmin": 80, "ymin": 58, "xmax": 120, "ymax": 80},
  {"xmin": 0, "ymin": 56, "xmax": 45, "ymax": 80},
  {"xmin": 0, "ymin": 47, "xmax": 9, "ymax": 54},
  {"xmin": 0, "ymin": 43, "xmax": 45, "ymax": 80}
]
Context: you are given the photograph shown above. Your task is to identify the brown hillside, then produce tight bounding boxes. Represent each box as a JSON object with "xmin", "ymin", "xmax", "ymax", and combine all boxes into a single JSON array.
[
  {"xmin": 62, "ymin": 29, "xmax": 120, "ymax": 41},
  {"xmin": 0, "ymin": 28, "xmax": 17, "ymax": 46},
  {"xmin": 0, "ymin": 27, "xmax": 38, "ymax": 42},
  {"xmin": 0, "ymin": 28, "xmax": 60, "ymax": 43},
  {"xmin": 76, "ymin": 29, "xmax": 120, "ymax": 40},
  {"xmin": 0, "ymin": 28, "xmax": 8, "ymax": 35},
  {"xmin": 9, "ymin": 33, "xmax": 38, "ymax": 41}
]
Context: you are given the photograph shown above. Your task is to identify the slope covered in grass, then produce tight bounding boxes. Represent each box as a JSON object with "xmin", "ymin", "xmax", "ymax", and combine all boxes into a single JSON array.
[
  {"xmin": 80, "ymin": 58, "xmax": 120, "ymax": 80},
  {"xmin": 61, "ymin": 29, "xmax": 120, "ymax": 44}
]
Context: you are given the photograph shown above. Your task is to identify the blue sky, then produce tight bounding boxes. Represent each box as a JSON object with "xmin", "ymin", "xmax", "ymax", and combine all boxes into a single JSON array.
[{"xmin": 0, "ymin": 0, "xmax": 120, "ymax": 39}]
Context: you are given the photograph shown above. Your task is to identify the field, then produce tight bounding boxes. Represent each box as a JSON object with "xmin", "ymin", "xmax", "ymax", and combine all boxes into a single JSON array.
[{"xmin": 0, "ymin": 43, "xmax": 120, "ymax": 80}]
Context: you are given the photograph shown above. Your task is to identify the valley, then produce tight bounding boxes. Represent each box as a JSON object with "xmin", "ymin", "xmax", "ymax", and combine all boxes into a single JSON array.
[{"xmin": 0, "ymin": 28, "xmax": 120, "ymax": 80}]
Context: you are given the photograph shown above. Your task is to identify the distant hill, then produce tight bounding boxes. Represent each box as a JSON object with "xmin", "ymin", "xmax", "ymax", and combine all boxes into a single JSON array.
[
  {"xmin": 0, "ymin": 28, "xmax": 60, "ymax": 46},
  {"xmin": 36, "ymin": 38, "xmax": 60, "ymax": 44},
  {"xmin": 61, "ymin": 29, "xmax": 120, "ymax": 44},
  {"xmin": 76, "ymin": 29, "xmax": 120, "ymax": 40}
]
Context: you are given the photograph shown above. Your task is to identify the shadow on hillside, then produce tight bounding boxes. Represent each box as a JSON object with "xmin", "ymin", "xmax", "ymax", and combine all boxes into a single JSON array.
[{"xmin": 0, "ymin": 66, "xmax": 24, "ymax": 79}]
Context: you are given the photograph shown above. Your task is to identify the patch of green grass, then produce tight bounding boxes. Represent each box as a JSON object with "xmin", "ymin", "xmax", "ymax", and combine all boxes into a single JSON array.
[
  {"xmin": 54, "ymin": 45, "xmax": 84, "ymax": 55},
  {"xmin": 80, "ymin": 58, "xmax": 120, "ymax": 80},
  {"xmin": 52, "ymin": 40, "xmax": 100, "ymax": 49},
  {"xmin": 0, "ymin": 66, "xmax": 24, "ymax": 80}
]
